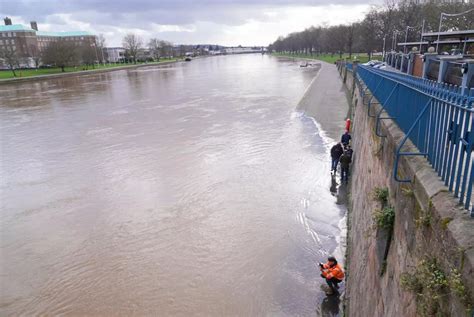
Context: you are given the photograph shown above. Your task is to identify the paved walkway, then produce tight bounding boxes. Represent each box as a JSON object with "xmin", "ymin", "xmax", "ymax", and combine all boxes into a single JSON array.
[{"xmin": 297, "ymin": 61, "xmax": 350, "ymax": 142}]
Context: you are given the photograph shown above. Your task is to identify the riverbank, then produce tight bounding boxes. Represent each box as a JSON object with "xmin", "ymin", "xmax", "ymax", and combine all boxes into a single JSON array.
[
  {"xmin": 0, "ymin": 59, "xmax": 180, "ymax": 84},
  {"xmin": 277, "ymin": 55, "xmax": 352, "ymax": 314},
  {"xmin": 272, "ymin": 52, "xmax": 380, "ymax": 65},
  {"xmin": 295, "ymin": 60, "xmax": 350, "ymax": 142}
]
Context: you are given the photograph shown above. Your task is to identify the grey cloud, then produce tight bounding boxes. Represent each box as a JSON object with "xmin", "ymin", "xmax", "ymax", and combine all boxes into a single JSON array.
[{"xmin": 1, "ymin": 0, "xmax": 380, "ymax": 27}]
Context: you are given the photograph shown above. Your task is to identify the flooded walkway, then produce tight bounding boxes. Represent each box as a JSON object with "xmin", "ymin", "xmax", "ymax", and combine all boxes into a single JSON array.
[{"xmin": 0, "ymin": 55, "xmax": 346, "ymax": 316}]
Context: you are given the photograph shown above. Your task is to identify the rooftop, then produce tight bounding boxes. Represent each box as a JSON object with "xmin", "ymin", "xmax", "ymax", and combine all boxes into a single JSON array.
[
  {"xmin": 37, "ymin": 31, "xmax": 93, "ymax": 37},
  {"xmin": 0, "ymin": 24, "xmax": 35, "ymax": 32},
  {"xmin": 422, "ymin": 30, "xmax": 474, "ymax": 41},
  {"xmin": 0, "ymin": 24, "xmax": 94, "ymax": 37},
  {"xmin": 397, "ymin": 39, "xmax": 474, "ymax": 46}
]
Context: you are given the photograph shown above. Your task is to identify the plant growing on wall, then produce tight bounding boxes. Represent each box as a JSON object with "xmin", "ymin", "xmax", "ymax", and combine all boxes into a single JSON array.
[
  {"xmin": 400, "ymin": 258, "xmax": 448, "ymax": 316},
  {"xmin": 415, "ymin": 199, "xmax": 433, "ymax": 229},
  {"xmin": 372, "ymin": 187, "xmax": 394, "ymax": 231},
  {"xmin": 450, "ymin": 268, "xmax": 472, "ymax": 311},
  {"xmin": 373, "ymin": 187, "xmax": 389, "ymax": 205},
  {"xmin": 401, "ymin": 258, "xmax": 473, "ymax": 316},
  {"xmin": 373, "ymin": 206, "xmax": 395, "ymax": 231},
  {"xmin": 371, "ymin": 186, "xmax": 395, "ymax": 276}
]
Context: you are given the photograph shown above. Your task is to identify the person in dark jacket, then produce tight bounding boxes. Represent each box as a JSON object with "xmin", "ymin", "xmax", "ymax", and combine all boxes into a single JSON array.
[
  {"xmin": 341, "ymin": 130, "xmax": 351, "ymax": 148},
  {"xmin": 330, "ymin": 143, "xmax": 344, "ymax": 172},
  {"xmin": 345, "ymin": 145, "xmax": 353, "ymax": 160},
  {"xmin": 345, "ymin": 145, "xmax": 354, "ymax": 177},
  {"xmin": 340, "ymin": 151, "xmax": 352, "ymax": 183}
]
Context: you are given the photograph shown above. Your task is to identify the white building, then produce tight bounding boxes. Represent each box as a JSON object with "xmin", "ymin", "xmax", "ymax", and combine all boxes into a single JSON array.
[
  {"xmin": 104, "ymin": 47, "xmax": 125, "ymax": 62},
  {"xmin": 223, "ymin": 47, "xmax": 264, "ymax": 54}
]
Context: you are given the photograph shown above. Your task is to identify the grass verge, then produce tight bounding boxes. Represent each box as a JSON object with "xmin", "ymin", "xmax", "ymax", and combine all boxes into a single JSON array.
[
  {"xmin": 271, "ymin": 52, "xmax": 382, "ymax": 64},
  {"xmin": 0, "ymin": 58, "xmax": 179, "ymax": 80}
]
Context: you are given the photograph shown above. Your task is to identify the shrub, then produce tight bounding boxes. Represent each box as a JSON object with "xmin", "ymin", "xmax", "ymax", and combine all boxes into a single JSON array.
[
  {"xmin": 400, "ymin": 258, "xmax": 470, "ymax": 316},
  {"xmin": 373, "ymin": 187, "xmax": 389, "ymax": 205},
  {"xmin": 450, "ymin": 268, "xmax": 472, "ymax": 308},
  {"xmin": 373, "ymin": 206, "xmax": 395, "ymax": 231}
]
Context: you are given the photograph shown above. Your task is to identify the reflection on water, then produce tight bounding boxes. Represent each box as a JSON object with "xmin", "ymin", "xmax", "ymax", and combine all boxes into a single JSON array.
[
  {"xmin": 320, "ymin": 295, "xmax": 341, "ymax": 316},
  {"xmin": 0, "ymin": 55, "xmax": 345, "ymax": 316}
]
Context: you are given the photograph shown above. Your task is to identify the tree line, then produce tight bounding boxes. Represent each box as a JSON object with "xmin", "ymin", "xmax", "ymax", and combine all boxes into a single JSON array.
[
  {"xmin": 122, "ymin": 33, "xmax": 174, "ymax": 63},
  {"xmin": 122, "ymin": 33, "xmax": 218, "ymax": 63},
  {"xmin": 0, "ymin": 33, "xmax": 177, "ymax": 76},
  {"xmin": 268, "ymin": 0, "xmax": 474, "ymax": 59}
]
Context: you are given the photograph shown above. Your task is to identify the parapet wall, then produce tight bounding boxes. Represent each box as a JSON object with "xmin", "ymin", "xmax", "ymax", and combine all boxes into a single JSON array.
[{"xmin": 343, "ymin": 68, "xmax": 474, "ymax": 316}]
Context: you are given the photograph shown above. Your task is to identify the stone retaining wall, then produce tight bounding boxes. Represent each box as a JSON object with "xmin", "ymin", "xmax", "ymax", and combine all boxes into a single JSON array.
[{"xmin": 343, "ymin": 68, "xmax": 474, "ymax": 317}]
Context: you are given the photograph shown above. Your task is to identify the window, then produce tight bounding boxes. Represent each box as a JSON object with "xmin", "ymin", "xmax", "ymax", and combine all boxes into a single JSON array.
[
  {"xmin": 7, "ymin": 32, "xmax": 11, "ymax": 37},
  {"xmin": 13, "ymin": 32, "xmax": 16, "ymax": 36}
]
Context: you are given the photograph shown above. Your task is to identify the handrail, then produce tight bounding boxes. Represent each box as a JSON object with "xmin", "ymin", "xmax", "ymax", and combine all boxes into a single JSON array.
[
  {"xmin": 357, "ymin": 65, "xmax": 473, "ymax": 216},
  {"xmin": 361, "ymin": 66, "xmax": 474, "ymax": 109},
  {"xmin": 367, "ymin": 79, "xmax": 383, "ymax": 118},
  {"xmin": 394, "ymin": 98, "xmax": 432, "ymax": 182}
]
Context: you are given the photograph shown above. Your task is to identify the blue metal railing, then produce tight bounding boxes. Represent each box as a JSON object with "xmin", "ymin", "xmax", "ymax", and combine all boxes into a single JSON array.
[
  {"xmin": 346, "ymin": 62, "xmax": 353, "ymax": 71},
  {"xmin": 355, "ymin": 65, "xmax": 474, "ymax": 216}
]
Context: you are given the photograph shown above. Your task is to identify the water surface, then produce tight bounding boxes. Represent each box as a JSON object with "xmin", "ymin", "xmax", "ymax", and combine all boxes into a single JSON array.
[{"xmin": 0, "ymin": 55, "xmax": 345, "ymax": 316}]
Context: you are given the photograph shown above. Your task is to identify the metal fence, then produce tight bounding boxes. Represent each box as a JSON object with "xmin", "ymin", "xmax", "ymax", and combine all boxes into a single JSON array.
[
  {"xmin": 346, "ymin": 62, "xmax": 353, "ymax": 71},
  {"xmin": 356, "ymin": 64, "xmax": 474, "ymax": 216}
]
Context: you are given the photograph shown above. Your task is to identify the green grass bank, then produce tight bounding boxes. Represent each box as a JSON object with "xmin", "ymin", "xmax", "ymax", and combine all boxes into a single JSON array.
[
  {"xmin": 271, "ymin": 52, "xmax": 382, "ymax": 64},
  {"xmin": 0, "ymin": 58, "xmax": 179, "ymax": 80}
]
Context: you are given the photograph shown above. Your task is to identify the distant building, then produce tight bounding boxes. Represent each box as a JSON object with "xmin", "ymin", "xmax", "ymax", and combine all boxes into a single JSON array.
[
  {"xmin": 103, "ymin": 47, "xmax": 125, "ymax": 63},
  {"xmin": 223, "ymin": 47, "xmax": 265, "ymax": 54},
  {"xmin": 0, "ymin": 17, "xmax": 96, "ymax": 67},
  {"xmin": 136, "ymin": 48, "xmax": 153, "ymax": 61}
]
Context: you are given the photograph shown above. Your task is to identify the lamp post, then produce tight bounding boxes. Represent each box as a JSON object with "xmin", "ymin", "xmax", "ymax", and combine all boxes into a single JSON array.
[
  {"xmin": 100, "ymin": 46, "xmax": 105, "ymax": 66},
  {"xmin": 92, "ymin": 42, "xmax": 99, "ymax": 67},
  {"xmin": 419, "ymin": 19, "xmax": 425, "ymax": 53},
  {"xmin": 382, "ymin": 35, "xmax": 386, "ymax": 60},
  {"xmin": 392, "ymin": 30, "xmax": 399, "ymax": 51},
  {"xmin": 436, "ymin": 8, "xmax": 474, "ymax": 53},
  {"xmin": 404, "ymin": 26, "xmax": 415, "ymax": 54}
]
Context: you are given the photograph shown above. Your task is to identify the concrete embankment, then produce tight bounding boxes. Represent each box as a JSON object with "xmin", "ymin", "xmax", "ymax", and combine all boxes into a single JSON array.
[
  {"xmin": 341, "ymin": 67, "xmax": 474, "ymax": 316},
  {"xmin": 0, "ymin": 60, "xmax": 180, "ymax": 85},
  {"xmin": 296, "ymin": 60, "xmax": 350, "ymax": 141}
]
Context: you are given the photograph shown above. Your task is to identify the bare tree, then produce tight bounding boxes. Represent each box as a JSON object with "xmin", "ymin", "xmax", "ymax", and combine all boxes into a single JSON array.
[
  {"xmin": 122, "ymin": 33, "xmax": 142, "ymax": 64},
  {"xmin": 28, "ymin": 44, "xmax": 41, "ymax": 69},
  {"xmin": 80, "ymin": 44, "xmax": 97, "ymax": 68},
  {"xmin": 179, "ymin": 45, "xmax": 186, "ymax": 57},
  {"xmin": 41, "ymin": 40, "xmax": 79, "ymax": 72},
  {"xmin": 96, "ymin": 34, "xmax": 107, "ymax": 63},
  {"xmin": 159, "ymin": 40, "xmax": 173, "ymax": 58},
  {"xmin": 148, "ymin": 38, "xmax": 161, "ymax": 61},
  {"xmin": 0, "ymin": 47, "xmax": 20, "ymax": 77},
  {"xmin": 346, "ymin": 24, "xmax": 356, "ymax": 58},
  {"xmin": 359, "ymin": 9, "xmax": 380, "ymax": 59},
  {"xmin": 269, "ymin": 1, "xmax": 474, "ymax": 58},
  {"xmin": 160, "ymin": 41, "xmax": 173, "ymax": 57}
]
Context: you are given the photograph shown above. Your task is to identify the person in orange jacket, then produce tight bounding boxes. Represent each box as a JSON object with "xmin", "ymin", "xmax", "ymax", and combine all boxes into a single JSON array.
[{"xmin": 319, "ymin": 256, "xmax": 345, "ymax": 295}]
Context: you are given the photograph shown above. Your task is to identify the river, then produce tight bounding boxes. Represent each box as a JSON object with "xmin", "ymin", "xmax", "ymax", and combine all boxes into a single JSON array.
[{"xmin": 0, "ymin": 54, "xmax": 346, "ymax": 316}]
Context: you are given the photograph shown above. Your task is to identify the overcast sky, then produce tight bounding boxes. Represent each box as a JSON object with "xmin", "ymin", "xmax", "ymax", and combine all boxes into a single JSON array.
[{"xmin": 1, "ymin": 0, "xmax": 383, "ymax": 47}]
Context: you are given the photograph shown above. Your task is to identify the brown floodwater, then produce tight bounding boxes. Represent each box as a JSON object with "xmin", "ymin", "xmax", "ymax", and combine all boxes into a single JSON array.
[{"xmin": 0, "ymin": 55, "xmax": 346, "ymax": 316}]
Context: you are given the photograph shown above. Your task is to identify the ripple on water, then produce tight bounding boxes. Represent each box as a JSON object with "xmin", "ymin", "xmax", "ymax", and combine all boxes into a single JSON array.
[{"xmin": 0, "ymin": 54, "xmax": 345, "ymax": 316}]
